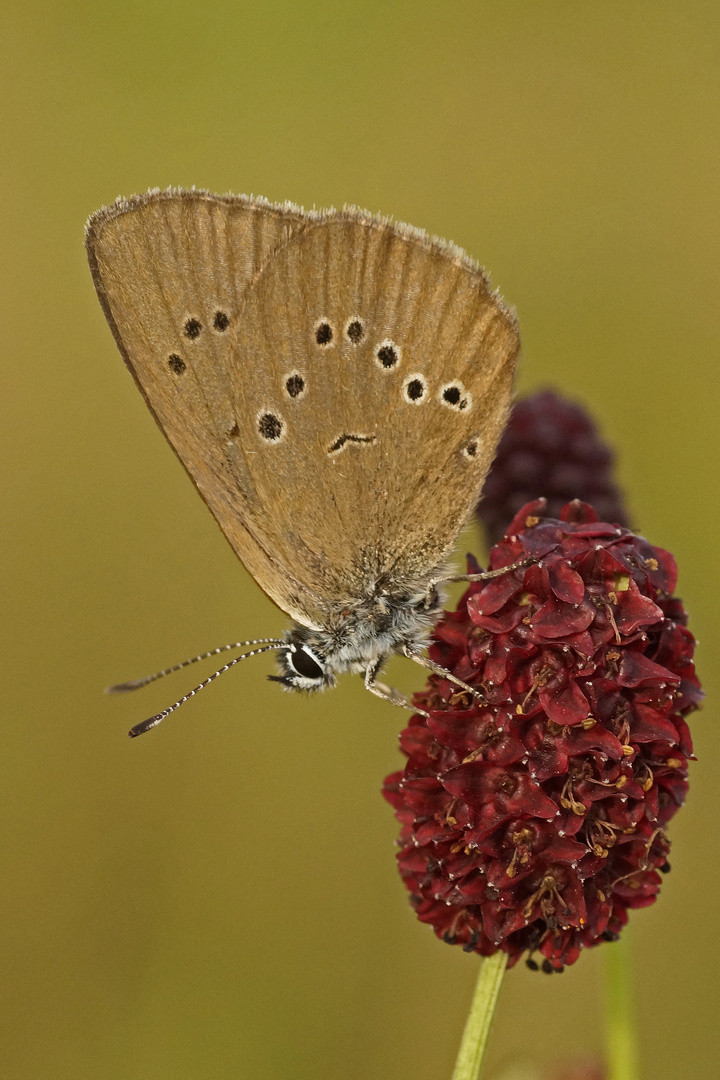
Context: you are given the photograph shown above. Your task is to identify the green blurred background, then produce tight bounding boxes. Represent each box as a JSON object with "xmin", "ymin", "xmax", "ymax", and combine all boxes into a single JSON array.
[{"xmin": 1, "ymin": 2, "xmax": 717, "ymax": 1078}]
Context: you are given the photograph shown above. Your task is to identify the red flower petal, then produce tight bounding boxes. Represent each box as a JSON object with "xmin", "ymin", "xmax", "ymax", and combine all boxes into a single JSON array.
[
  {"xmin": 531, "ymin": 598, "xmax": 595, "ymax": 638},
  {"xmin": 539, "ymin": 679, "xmax": 591, "ymax": 725},
  {"xmin": 617, "ymin": 650, "xmax": 679, "ymax": 688},
  {"xmin": 467, "ymin": 596, "xmax": 526, "ymax": 633},
  {"xmin": 505, "ymin": 498, "xmax": 547, "ymax": 538},
  {"xmin": 473, "ymin": 569, "xmax": 526, "ymax": 614},
  {"xmin": 614, "ymin": 579, "xmax": 664, "ymax": 633},
  {"xmin": 549, "ymin": 560, "xmax": 586, "ymax": 604}
]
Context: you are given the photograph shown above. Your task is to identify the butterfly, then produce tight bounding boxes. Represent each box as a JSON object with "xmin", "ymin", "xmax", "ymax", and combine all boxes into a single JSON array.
[{"xmin": 85, "ymin": 188, "xmax": 521, "ymax": 736}]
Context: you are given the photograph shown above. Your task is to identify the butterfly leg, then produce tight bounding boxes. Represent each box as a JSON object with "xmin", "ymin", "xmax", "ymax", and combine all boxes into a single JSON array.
[
  {"xmin": 364, "ymin": 659, "xmax": 429, "ymax": 718},
  {"xmin": 428, "ymin": 556, "xmax": 533, "ymax": 591},
  {"xmin": 402, "ymin": 645, "xmax": 484, "ymax": 702}
]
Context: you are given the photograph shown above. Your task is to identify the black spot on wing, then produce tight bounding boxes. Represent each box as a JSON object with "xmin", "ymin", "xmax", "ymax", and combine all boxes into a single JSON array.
[
  {"xmin": 441, "ymin": 383, "xmax": 472, "ymax": 412},
  {"xmin": 258, "ymin": 413, "xmax": 284, "ymax": 441},
  {"xmin": 375, "ymin": 340, "xmax": 400, "ymax": 369},
  {"xmin": 315, "ymin": 320, "xmax": 333, "ymax": 346},
  {"xmin": 404, "ymin": 375, "xmax": 427, "ymax": 403},
  {"xmin": 346, "ymin": 318, "xmax": 364, "ymax": 344},
  {"xmin": 285, "ymin": 374, "xmax": 305, "ymax": 398}
]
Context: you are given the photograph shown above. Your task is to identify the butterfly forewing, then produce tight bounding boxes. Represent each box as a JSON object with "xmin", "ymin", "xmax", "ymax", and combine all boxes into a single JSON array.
[{"xmin": 86, "ymin": 190, "xmax": 519, "ymax": 630}]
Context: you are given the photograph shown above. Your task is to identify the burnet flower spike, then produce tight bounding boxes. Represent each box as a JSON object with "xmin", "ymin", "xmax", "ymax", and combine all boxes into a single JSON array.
[{"xmin": 384, "ymin": 497, "xmax": 702, "ymax": 973}]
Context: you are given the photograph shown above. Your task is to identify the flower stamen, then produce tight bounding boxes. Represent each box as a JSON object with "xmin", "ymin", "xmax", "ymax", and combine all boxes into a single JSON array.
[
  {"xmin": 560, "ymin": 773, "xmax": 587, "ymax": 816},
  {"xmin": 522, "ymin": 872, "xmax": 568, "ymax": 929}
]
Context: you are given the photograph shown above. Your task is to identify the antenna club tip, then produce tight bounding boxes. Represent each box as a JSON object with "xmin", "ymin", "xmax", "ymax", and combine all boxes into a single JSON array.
[
  {"xmin": 129, "ymin": 714, "xmax": 165, "ymax": 737},
  {"xmin": 107, "ymin": 681, "xmax": 143, "ymax": 694}
]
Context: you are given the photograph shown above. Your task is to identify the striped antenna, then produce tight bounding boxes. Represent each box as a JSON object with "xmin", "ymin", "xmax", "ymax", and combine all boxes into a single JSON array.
[
  {"xmin": 106, "ymin": 638, "xmax": 285, "ymax": 694},
  {"xmin": 126, "ymin": 643, "xmax": 286, "ymax": 738}
]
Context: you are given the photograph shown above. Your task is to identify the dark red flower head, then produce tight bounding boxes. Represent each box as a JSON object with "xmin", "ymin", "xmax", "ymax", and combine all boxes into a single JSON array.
[{"xmin": 384, "ymin": 500, "xmax": 702, "ymax": 971}]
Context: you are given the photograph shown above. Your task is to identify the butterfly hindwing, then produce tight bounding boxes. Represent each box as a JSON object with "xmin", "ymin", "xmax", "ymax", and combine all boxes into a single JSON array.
[{"xmin": 230, "ymin": 212, "xmax": 520, "ymax": 616}]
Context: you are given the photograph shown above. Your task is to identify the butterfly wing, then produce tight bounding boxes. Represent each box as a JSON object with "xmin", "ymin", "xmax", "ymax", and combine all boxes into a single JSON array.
[
  {"xmin": 86, "ymin": 188, "xmax": 328, "ymax": 625},
  {"xmin": 227, "ymin": 212, "xmax": 519, "ymax": 618},
  {"xmin": 86, "ymin": 192, "xmax": 519, "ymax": 630}
]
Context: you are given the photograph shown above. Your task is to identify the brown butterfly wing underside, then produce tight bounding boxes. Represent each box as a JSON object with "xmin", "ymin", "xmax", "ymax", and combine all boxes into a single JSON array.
[{"xmin": 86, "ymin": 189, "xmax": 519, "ymax": 631}]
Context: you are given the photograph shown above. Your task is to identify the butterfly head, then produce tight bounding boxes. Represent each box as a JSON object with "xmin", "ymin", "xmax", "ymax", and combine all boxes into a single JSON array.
[
  {"xmin": 269, "ymin": 580, "xmax": 446, "ymax": 692},
  {"xmin": 269, "ymin": 628, "xmax": 336, "ymax": 692}
]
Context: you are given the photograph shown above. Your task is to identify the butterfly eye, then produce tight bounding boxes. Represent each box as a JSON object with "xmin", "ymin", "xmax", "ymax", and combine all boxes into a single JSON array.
[{"xmin": 288, "ymin": 646, "xmax": 325, "ymax": 681}]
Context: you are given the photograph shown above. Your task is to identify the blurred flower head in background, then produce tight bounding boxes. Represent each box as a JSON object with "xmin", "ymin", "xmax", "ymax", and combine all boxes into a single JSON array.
[{"xmin": 478, "ymin": 389, "xmax": 629, "ymax": 548}]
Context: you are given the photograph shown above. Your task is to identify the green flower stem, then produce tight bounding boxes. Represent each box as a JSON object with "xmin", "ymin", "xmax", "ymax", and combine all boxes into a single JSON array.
[
  {"xmin": 451, "ymin": 952, "xmax": 508, "ymax": 1080},
  {"xmin": 604, "ymin": 933, "xmax": 640, "ymax": 1080}
]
